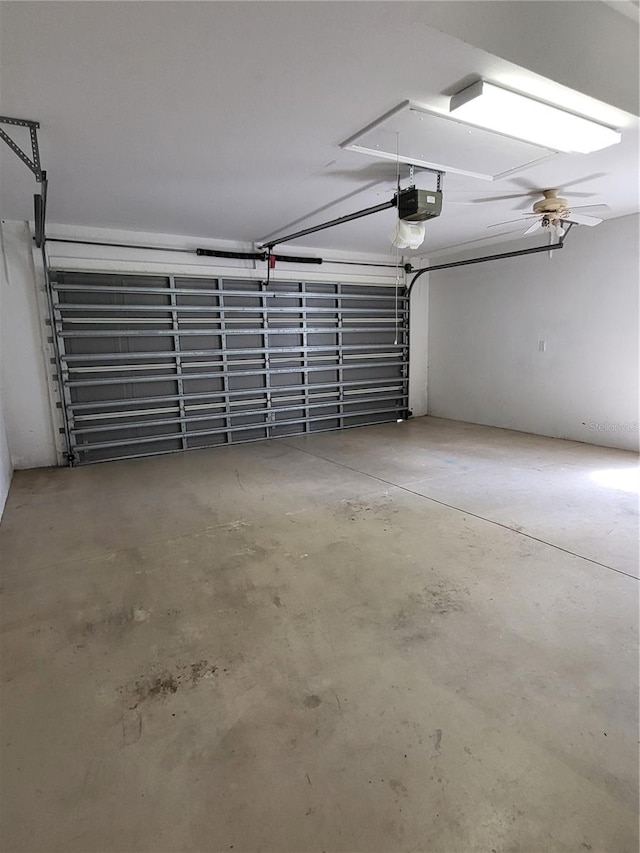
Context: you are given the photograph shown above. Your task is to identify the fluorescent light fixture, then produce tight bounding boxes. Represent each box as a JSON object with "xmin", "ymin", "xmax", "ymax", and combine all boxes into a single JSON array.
[{"xmin": 450, "ymin": 80, "xmax": 621, "ymax": 154}]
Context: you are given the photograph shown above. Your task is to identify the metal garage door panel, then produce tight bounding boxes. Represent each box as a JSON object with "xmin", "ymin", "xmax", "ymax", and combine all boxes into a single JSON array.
[{"xmin": 49, "ymin": 272, "xmax": 408, "ymax": 464}]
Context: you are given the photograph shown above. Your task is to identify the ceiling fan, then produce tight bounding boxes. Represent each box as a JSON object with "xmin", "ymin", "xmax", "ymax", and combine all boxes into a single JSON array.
[{"xmin": 488, "ymin": 188, "xmax": 610, "ymax": 239}]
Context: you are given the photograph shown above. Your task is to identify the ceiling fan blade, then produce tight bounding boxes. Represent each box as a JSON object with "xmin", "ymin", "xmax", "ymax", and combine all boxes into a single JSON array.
[
  {"xmin": 511, "ymin": 195, "xmax": 539, "ymax": 211},
  {"xmin": 465, "ymin": 193, "xmax": 528, "ymax": 204},
  {"xmin": 510, "ymin": 177, "xmax": 541, "ymax": 192},
  {"xmin": 561, "ymin": 191, "xmax": 597, "ymax": 198},
  {"xmin": 568, "ymin": 203, "xmax": 611, "ymax": 212},
  {"xmin": 566, "ymin": 213, "xmax": 603, "ymax": 226},
  {"xmin": 469, "ymin": 193, "xmax": 536, "ymax": 210},
  {"xmin": 524, "ymin": 219, "xmax": 543, "ymax": 235},
  {"xmin": 487, "ymin": 220, "xmax": 522, "ymax": 229},
  {"xmin": 487, "ymin": 213, "xmax": 539, "ymax": 228},
  {"xmin": 560, "ymin": 172, "xmax": 607, "ymax": 190}
]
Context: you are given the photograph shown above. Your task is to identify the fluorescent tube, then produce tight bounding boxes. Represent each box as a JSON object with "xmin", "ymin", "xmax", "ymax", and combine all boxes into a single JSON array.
[{"xmin": 450, "ymin": 81, "xmax": 621, "ymax": 154}]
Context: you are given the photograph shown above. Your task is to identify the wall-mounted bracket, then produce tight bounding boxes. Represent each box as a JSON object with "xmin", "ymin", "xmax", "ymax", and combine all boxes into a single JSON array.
[
  {"xmin": 0, "ymin": 115, "xmax": 47, "ymax": 248},
  {"xmin": 0, "ymin": 115, "xmax": 43, "ymax": 181}
]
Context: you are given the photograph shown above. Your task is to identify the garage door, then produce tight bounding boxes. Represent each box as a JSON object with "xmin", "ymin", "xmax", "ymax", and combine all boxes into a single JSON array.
[{"xmin": 49, "ymin": 271, "xmax": 409, "ymax": 464}]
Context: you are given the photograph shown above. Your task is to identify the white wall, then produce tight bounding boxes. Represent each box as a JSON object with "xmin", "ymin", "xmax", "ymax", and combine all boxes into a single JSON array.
[
  {"xmin": 426, "ymin": 214, "xmax": 639, "ymax": 451},
  {"xmin": 0, "ymin": 241, "xmax": 13, "ymax": 514},
  {"xmin": 0, "ymin": 221, "xmax": 59, "ymax": 468},
  {"xmin": 409, "ymin": 264, "xmax": 429, "ymax": 417},
  {"xmin": 0, "ymin": 399, "xmax": 11, "ymax": 519}
]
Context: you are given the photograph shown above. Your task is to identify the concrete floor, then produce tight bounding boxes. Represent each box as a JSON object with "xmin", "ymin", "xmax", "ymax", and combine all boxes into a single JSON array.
[{"xmin": 0, "ymin": 416, "xmax": 638, "ymax": 853}]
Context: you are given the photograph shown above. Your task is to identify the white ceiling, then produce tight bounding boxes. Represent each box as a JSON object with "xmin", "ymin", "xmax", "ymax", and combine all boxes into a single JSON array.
[{"xmin": 0, "ymin": 1, "xmax": 638, "ymax": 257}]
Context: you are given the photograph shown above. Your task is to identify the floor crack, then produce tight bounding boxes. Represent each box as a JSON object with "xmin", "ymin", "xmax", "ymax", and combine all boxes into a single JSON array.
[{"xmin": 280, "ymin": 440, "xmax": 638, "ymax": 582}]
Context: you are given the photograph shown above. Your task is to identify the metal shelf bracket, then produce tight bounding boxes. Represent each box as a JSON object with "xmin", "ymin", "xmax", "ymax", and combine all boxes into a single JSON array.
[
  {"xmin": 0, "ymin": 115, "xmax": 43, "ymax": 180},
  {"xmin": 0, "ymin": 115, "xmax": 47, "ymax": 249}
]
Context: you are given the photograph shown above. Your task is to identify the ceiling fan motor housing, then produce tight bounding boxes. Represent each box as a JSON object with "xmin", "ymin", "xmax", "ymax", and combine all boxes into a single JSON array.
[
  {"xmin": 398, "ymin": 188, "xmax": 443, "ymax": 222},
  {"xmin": 533, "ymin": 190, "xmax": 569, "ymax": 219}
]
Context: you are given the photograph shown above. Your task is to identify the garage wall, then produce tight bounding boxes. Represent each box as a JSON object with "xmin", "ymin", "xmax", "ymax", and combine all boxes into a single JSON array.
[
  {"xmin": 0, "ymin": 398, "xmax": 11, "ymax": 519},
  {"xmin": 0, "ymin": 259, "xmax": 12, "ymax": 515},
  {"xmin": 0, "ymin": 220, "xmax": 59, "ymax": 468},
  {"xmin": 0, "ymin": 227, "xmax": 12, "ymax": 517},
  {"xmin": 427, "ymin": 213, "xmax": 639, "ymax": 451},
  {"xmin": 409, "ymin": 266, "xmax": 429, "ymax": 417},
  {"xmin": 0, "ymin": 221, "xmax": 410, "ymax": 469}
]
